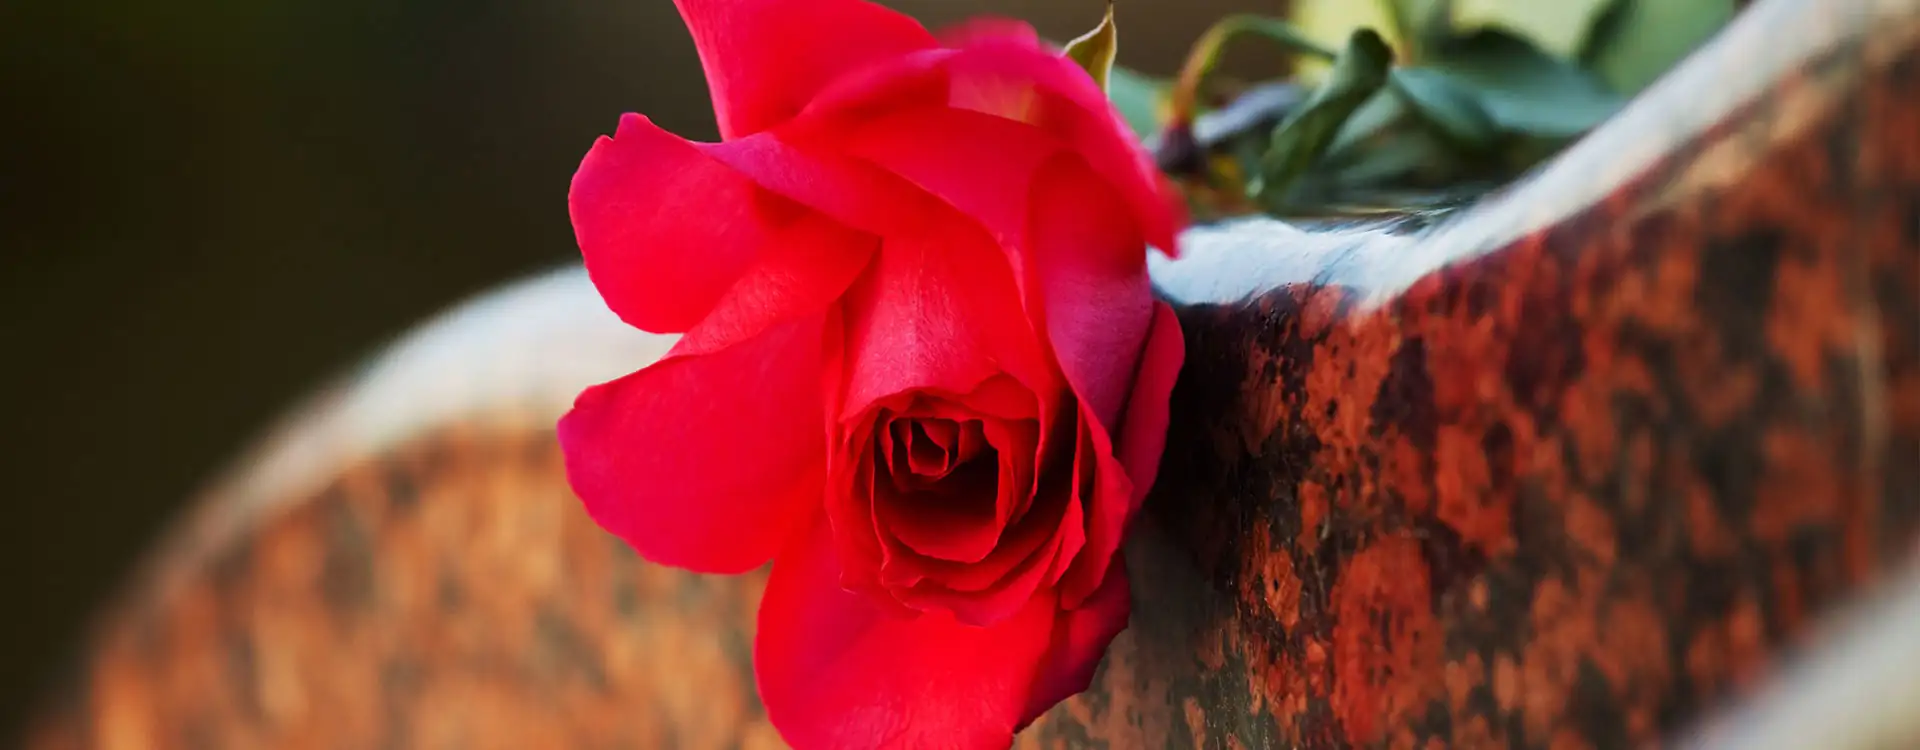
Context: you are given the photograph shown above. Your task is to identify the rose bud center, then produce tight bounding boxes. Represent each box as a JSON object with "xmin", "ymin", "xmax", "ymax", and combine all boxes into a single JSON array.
[
  {"xmin": 889, "ymin": 417, "xmax": 989, "ymax": 487},
  {"xmin": 872, "ymin": 409, "xmax": 1021, "ymax": 563}
]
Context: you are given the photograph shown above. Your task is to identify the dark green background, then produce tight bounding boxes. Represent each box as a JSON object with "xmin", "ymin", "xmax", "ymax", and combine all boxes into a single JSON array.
[{"xmin": 0, "ymin": 0, "xmax": 1263, "ymax": 731}]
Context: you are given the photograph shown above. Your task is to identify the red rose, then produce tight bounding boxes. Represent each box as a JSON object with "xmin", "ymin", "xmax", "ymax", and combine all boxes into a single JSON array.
[{"xmin": 558, "ymin": 0, "xmax": 1185, "ymax": 746}]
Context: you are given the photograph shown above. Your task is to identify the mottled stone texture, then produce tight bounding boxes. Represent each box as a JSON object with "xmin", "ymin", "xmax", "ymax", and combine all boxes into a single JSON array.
[
  {"xmin": 21, "ymin": 0, "xmax": 1920, "ymax": 748},
  {"xmin": 25, "ymin": 420, "xmax": 780, "ymax": 750},
  {"xmin": 1019, "ymin": 0, "xmax": 1920, "ymax": 747}
]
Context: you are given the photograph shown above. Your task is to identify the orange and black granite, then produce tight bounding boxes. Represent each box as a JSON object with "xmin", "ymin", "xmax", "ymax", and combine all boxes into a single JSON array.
[
  {"xmin": 23, "ymin": 419, "xmax": 782, "ymax": 750},
  {"xmin": 1020, "ymin": 1, "xmax": 1920, "ymax": 747}
]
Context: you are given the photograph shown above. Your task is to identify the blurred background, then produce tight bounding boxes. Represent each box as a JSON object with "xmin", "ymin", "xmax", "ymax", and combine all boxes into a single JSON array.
[{"xmin": 0, "ymin": 0, "xmax": 1267, "ymax": 732}]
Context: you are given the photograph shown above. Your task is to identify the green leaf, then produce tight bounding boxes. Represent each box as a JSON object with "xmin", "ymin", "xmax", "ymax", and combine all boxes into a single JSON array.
[
  {"xmin": 1067, "ymin": 3, "xmax": 1165, "ymax": 144},
  {"xmin": 1256, "ymin": 29, "xmax": 1394, "ymax": 208},
  {"xmin": 1107, "ymin": 65, "xmax": 1166, "ymax": 142},
  {"xmin": 1306, "ymin": 126, "xmax": 1459, "ymax": 203},
  {"xmin": 1581, "ymin": 0, "xmax": 1734, "ymax": 95},
  {"xmin": 1387, "ymin": 67, "xmax": 1500, "ymax": 152},
  {"xmin": 1427, "ymin": 30, "xmax": 1624, "ymax": 139},
  {"xmin": 1064, "ymin": 2, "xmax": 1118, "ymax": 92},
  {"xmin": 1324, "ymin": 88, "xmax": 1409, "ymax": 158},
  {"xmin": 1449, "ymin": 0, "xmax": 1614, "ymax": 59},
  {"xmin": 1285, "ymin": 0, "xmax": 1404, "ymax": 79},
  {"xmin": 1315, "ymin": 94, "xmax": 1491, "ymax": 195}
]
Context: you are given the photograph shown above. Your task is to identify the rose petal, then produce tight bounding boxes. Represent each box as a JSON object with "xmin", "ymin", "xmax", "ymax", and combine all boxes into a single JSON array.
[
  {"xmin": 1113, "ymin": 301, "xmax": 1184, "ymax": 508},
  {"xmin": 836, "ymin": 115, "xmax": 1159, "ymax": 436},
  {"xmin": 703, "ymin": 133, "xmax": 937, "ymax": 238},
  {"xmin": 839, "ymin": 104, "xmax": 1063, "ymax": 254},
  {"xmin": 1018, "ymin": 158, "xmax": 1178, "ymax": 606},
  {"xmin": 874, "ymin": 442, "xmax": 998, "ymax": 562},
  {"xmin": 557, "ymin": 314, "xmax": 827, "ymax": 574},
  {"xmin": 672, "ymin": 210, "xmax": 877, "ymax": 359},
  {"xmin": 1021, "ymin": 557, "xmax": 1131, "ymax": 725},
  {"xmin": 1044, "ymin": 480, "xmax": 1085, "ymax": 583},
  {"xmin": 866, "ymin": 393, "xmax": 1039, "ymax": 577},
  {"xmin": 830, "ymin": 428, "xmax": 891, "ymax": 592},
  {"xmin": 946, "ymin": 37, "xmax": 1185, "ymax": 254},
  {"xmin": 896, "ymin": 503, "xmax": 1063, "ymax": 626},
  {"xmin": 786, "ymin": 48, "xmax": 958, "ymax": 140},
  {"xmin": 959, "ymin": 373, "xmax": 1045, "ymax": 422},
  {"xmin": 980, "ymin": 412, "xmax": 1042, "ymax": 528},
  {"xmin": 1057, "ymin": 410, "xmax": 1136, "ymax": 606},
  {"xmin": 569, "ymin": 113, "xmax": 776, "ymax": 334},
  {"xmin": 900, "ymin": 420, "xmax": 952, "ymax": 478},
  {"xmin": 673, "ymin": 0, "xmax": 935, "ymax": 139},
  {"xmin": 890, "ymin": 456, "xmax": 1066, "ymax": 625},
  {"xmin": 891, "ymin": 416, "xmax": 987, "ymax": 482},
  {"xmin": 781, "ymin": 32, "xmax": 1182, "ymax": 259},
  {"xmin": 1054, "ymin": 304, "xmax": 1181, "ymax": 604},
  {"xmin": 1024, "ymin": 154, "xmax": 1156, "ymax": 430},
  {"xmin": 757, "ymin": 517, "xmax": 1059, "ymax": 750},
  {"xmin": 836, "ymin": 220, "xmax": 1055, "ymax": 420}
]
